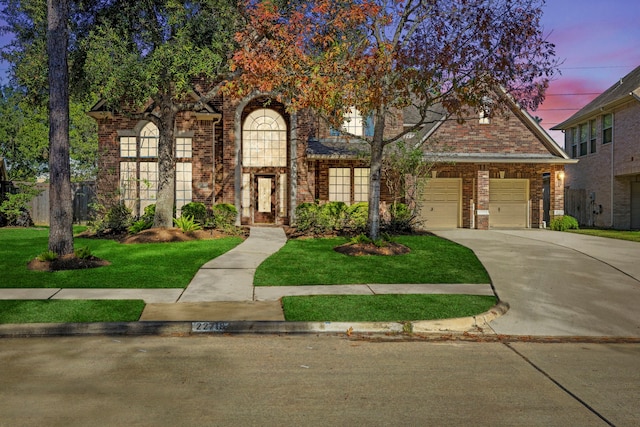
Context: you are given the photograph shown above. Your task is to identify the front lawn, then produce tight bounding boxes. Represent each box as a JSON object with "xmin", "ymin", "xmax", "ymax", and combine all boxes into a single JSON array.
[
  {"xmin": 254, "ymin": 235, "xmax": 490, "ymax": 285},
  {"xmin": 0, "ymin": 300, "xmax": 145, "ymax": 323},
  {"xmin": 282, "ymin": 294, "xmax": 498, "ymax": 322},
  {"xmin": 0, "ymin": 227, "xmax": 243, "ymax": 288},
  {"xmin": 568, "ymin": 228, "xmax": 640, "ymax": 243}
]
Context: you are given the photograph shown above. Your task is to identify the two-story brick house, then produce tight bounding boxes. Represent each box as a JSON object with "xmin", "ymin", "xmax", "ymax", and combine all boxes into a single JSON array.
[
  {"xmin": 552, "ymin": 65, "xmax": 640, "ymax": 229},
  {"xmin": 90, "ymin": 90, "xmax": 573, "ymax": 230}
]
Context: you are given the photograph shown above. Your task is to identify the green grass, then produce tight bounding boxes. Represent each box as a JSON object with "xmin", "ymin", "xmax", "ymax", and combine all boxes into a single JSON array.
[
  {"xmin": 0, "ymin": 227, "xmax": 243, "ymax": 288},
  {"xmin": 567, "ymin": 228, "xmax": 640, "ymax": 243},
  {"xmin": 282, "ymin": 294, "xmax": 498, "ymax": 322},
  {"xmin": 254, "ymin": 235, "xmax": 490, "ymax": 285},
  {"xmin": 0, "ymin": 300, "xmax": 145, "ymax": 323}
]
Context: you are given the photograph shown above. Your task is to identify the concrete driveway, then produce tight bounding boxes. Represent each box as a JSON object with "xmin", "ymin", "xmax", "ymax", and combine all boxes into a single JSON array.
[{"xmin": 434, "ymin": 229, "xmax": 640, "ymax": 337}]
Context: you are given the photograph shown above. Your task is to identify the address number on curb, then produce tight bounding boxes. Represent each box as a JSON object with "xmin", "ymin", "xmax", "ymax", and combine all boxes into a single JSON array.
[{"xmin": 192, "ymin": 322, "xmax": 230, "ymax": 333}]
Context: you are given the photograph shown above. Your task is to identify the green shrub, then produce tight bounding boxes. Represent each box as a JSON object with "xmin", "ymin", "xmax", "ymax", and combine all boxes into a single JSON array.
[
  {"xmin": 181, "ymin": 202, "xmax": 208, "ymax": 225},
  {"xmin": 382, "ymin": 202, "xmax": 415, "ymax": 234},
  {"xmin": 173, "ymin": 215, "xmax": 202, "ymax": 233},
  {"xmin": 74, "ymin": 245, "xmax": 93, "ymax": 259},
  {"xmin": 37, "ymin": 250, "xmax": 58, "ymax": 261},
  {"xmin": 317, "ymin": 201, "xmax": 348, "ymax": 231},
  {"xmin": 346, "ymin": 202, "xmax": 368, "ymax": 233},
  {"xmin": 0, "ymin": 184, "xmax": 39, "ymax": 227},
  {"xmin": 295, "ymin": 202, "xmax": 319, "ymax": 232},
  {"xmin": 105, "ymin": 202, "xmax": 133, "ymax": 233},
  {"xmin": 211, "ymin": 203, "xmax": 238, "ymax": 229},
  {"xmin": 140, "ymin": 204, "xmax": 156, "ymax": 223},
  {"xmin": 549, "ymin": 215, "xmax": 579, "ymax": 231},
  {"xmin": 128, "ymin": 219, "xmax": 153, "ymax": 234}
]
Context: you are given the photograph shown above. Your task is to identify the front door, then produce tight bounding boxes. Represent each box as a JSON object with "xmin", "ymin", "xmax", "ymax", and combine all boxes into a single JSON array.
[{"xmin": 254, "ymin": 175, "xmax": 276, "ymax": 224}]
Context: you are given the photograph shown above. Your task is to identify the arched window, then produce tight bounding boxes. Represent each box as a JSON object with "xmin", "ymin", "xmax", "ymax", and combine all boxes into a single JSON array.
[
  {"xmin": 140, "ymin": 122, "xmax": 159, "ymax": 157},
  {"xmin": 242, "ymin": 109, "xmax": 287, "ymax": 167}
]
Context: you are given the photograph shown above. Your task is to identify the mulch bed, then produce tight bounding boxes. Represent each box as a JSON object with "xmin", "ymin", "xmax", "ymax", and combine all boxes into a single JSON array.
[
  {"xmin": 334, "ymin": 241, "xmax": 411, "ymax": 256},
  {"xmin": 27, "ymin": 254, "xmax": 111, "ymax": 272}
]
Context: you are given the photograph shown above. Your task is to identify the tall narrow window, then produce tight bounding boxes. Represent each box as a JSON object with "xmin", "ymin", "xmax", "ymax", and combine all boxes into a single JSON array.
[
  {"xmin": 139, "ymin": 162, "xmax": 158, "ymax": 212},
  {"xmin": 175, "ymin": 162, "xmax": 192, "ymax": 215},
  {"xmin": 602, "ymin": 113, "xmax": 613, "ymax": 144},
  {"xmin": 140, "ymin": 122, "xmax": 159, "ymax": 157},
  {"xmin": 589, "ymin": 120, "xmax": 597, "ymax": 154},
  {"xmin": 120, "ymin": 161, "xmax": 137, "ymax": 211},
  {"xmin": 579, "ymin": 123, "xmax": 588, "ymax": 156},
  {"xmin": 571, "ymin": 127, "xmax": 578, "ymax": 158},
  {"xmin": 353, "ymin": 168, "xmax": 370, "ymax": 202},
  {"xmin": 329, "ymin": 168, "xmax": 351, "ymax": 203}
]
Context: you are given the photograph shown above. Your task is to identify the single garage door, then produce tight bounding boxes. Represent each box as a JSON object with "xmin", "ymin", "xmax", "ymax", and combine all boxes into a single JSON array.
[
  {"xmin": 489, "ymin": 179, "xmax": 529, "ymax": 228},
  {"xmin": 417, "ymin": 178, "xmax": 461, "ymax": 229}
]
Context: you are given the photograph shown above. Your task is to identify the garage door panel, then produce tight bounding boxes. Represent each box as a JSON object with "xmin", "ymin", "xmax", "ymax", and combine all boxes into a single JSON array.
[
  {"xmin": 418, "ymin": 178, "xmax": 461, "ymax": 229},
  {"xmin": 489, "ymin": 179, "xmax": 529, "ymax": 228}
]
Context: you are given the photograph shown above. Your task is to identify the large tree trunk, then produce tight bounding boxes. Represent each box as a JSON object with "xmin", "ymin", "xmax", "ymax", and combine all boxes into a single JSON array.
[
  {"xmin": 47, "ymin": 0, "xmax": 73, "ymax": 255},
  {"xmin": 367, "ymin": 108, "xmax": 386, "ymax": 241},
  {"xmin": 153, "ymin": 95, "xmax": 176, "ymax": 228}
]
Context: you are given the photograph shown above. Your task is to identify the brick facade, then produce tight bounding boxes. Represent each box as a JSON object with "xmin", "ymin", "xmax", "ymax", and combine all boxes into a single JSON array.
[{"xmin": 92, "ymin": 92, "xmax": 570, "ymax": 229}]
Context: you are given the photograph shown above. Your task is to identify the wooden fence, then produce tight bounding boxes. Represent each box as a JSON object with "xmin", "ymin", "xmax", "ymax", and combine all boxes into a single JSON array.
[{"xmin": 14, "ymin": 182, "xmax": 97, "ymax": 225}]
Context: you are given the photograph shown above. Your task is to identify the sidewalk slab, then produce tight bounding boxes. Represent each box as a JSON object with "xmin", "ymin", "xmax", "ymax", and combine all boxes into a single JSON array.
[
  {"xmin": 368, "ymin": 283, "xmax": 495, "ymax": 296},
  {"xmin": 0, "ymin": 289, "xmax": 60, "ymax": 300},
  {"xmin": 179, "ymin": 269, "xmax": 255, "ymax": 302},
  {"xmin": 255, "ymin": 285, "xmax": 373, "ymax": 301},
  {"xmin": 140, "ymin": 301, "xmax": 285, "ymax": 321},
  {"xmin": 53, "ymin": 289, "xmax": 183, "ymax": 303}
]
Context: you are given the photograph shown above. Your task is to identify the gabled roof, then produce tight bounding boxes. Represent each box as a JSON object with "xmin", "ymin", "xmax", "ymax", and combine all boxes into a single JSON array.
[
  {"xmin": 307, "ymin": 94, "xmax": 575, "ymax": 163},
  {"xmin": 408, "ymin": 96, "xmax": 574, "ymax": 162},
  {"xmin": 552, "ymin": 65, "xmax": 640, "ymax": 130}
]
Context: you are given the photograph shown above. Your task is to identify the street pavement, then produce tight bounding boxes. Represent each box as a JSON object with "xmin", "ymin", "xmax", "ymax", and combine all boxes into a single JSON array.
[
  {"xmin": 435, "ymin": 229, "xmax": 640, "ymax": 337},
  {"xmin": 0, "ymin": 335, "xmax": 638, "ymax": 426}
]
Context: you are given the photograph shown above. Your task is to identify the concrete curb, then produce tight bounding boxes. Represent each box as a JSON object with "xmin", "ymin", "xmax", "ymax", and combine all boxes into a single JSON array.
[{"xmin": 0, "ymin": 302, "xmax": 510, "ymax": 338}]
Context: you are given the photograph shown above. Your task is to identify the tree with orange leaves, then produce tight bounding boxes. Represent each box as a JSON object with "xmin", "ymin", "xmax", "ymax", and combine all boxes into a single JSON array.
[{"xmin": 229, "ymin": 0, "xmax": 558, "ymax": 239}]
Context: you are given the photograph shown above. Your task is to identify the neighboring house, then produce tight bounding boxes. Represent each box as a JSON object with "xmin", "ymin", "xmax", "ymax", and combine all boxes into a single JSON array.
[
  {"xmin": 89, "ymin": 90, "xmax": 573, "ymax": 230},
  {"xmin": 552, "ymin": 65, "xmax": 640, "ymax": 229}
]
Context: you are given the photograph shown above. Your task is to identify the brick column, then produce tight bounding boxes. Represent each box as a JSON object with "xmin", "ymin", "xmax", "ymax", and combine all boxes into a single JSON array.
[{"xmin": 476, "ymin": 170, "xmax": 490, "ymax": 229}]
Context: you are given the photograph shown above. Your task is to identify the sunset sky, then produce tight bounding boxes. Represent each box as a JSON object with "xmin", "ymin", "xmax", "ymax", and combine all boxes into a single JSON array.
[
  {"xmin": 1, "ymin": 0, "xmax": 639, "ymax": 150},
  {"xmin": 537, "ymin": 0, "xmax": 640, "ymax": 146}
]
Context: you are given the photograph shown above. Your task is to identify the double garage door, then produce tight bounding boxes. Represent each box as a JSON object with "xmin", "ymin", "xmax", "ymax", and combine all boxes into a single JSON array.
[{"xmin": 417, "ymin": 178, "xmax": 529, "ymax": 229}]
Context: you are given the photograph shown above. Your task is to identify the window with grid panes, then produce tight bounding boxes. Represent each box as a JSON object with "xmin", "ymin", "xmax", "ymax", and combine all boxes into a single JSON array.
[
  {"xmin": 242, "ymin": 109, "xmax": 287, "ymax": 167},
  {"xmin": 579, "ymin": 123, "xmax": 588, "ymax": 156},
  {"xmin": 176, "ymin": 137, "xmax": 192, "ymax": 158},
  {"xmin": 602, "ymin": 114, "xmax": 613, "ymax": 144},
  {"xmin": 120, "ymin": 136, "xmax": 136, "ymax": 157},
  {"xmin": 589, "ymin": 120, "xmax": 597, "ymax": 153},
  {"xmin": 329, "ymin": 168, "xmax": 351, "ymax": 203},
  {"xmin": 571, "ymin": 127, "xmax": 578, "ymax": 158},
  {"xmin": 139, "ymin": 162, "xmax": 158, "ymax": 212},
  {"xmin": 140, "ymin": 122, "xmax": 159, "ymax": 157},
  {"xmin": 119, "ymin": 161, "xmax": 137, "ymax": 211},
  {"xmin": 175, "ymin": 162, "xmax": 192, "ymax": 215},
  {"xmin": 353, "ymin": 168, "xmax": 370, "ymax": 202}
]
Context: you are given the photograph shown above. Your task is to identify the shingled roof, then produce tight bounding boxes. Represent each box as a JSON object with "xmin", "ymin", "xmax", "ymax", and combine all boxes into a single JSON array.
[{"xmin": 552, "ymin": 65, "xmax": 640, "ymax": 130}]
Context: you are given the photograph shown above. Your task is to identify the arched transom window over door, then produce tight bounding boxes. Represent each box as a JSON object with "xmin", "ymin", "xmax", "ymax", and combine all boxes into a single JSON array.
[{"xmin": 242, "ymin": 108, "xmax": 287, "ymax": 167}]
